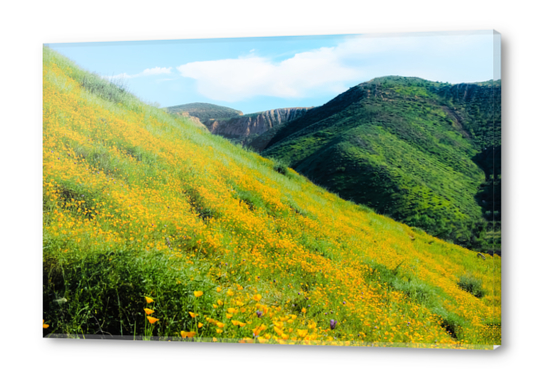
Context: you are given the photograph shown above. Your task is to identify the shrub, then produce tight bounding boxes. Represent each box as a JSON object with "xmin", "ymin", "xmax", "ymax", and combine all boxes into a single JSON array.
[
  {"xmin": 273, "ymin": 162, "xmax": 289, "ymax": 176},
  {"xmin": 458, "ymin": 274, "xmax": 486, "ymax": 298}
]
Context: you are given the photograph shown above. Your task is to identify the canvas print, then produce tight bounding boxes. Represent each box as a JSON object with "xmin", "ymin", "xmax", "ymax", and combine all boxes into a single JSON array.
[{"xmin": 43, "ymin": 30, "xmax": 501, "ymax": 349}]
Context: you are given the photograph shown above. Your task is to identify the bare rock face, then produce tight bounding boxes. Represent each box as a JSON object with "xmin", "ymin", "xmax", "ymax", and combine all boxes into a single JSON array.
[{"xmin": 205, "ymin": 107, "xmax": 313, "ymax": 139}]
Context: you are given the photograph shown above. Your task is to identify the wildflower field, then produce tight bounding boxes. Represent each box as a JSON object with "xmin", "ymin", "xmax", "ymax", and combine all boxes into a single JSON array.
[{"xmin": 43, "ymin": 47, "xmax": 501, "ymax": 349}]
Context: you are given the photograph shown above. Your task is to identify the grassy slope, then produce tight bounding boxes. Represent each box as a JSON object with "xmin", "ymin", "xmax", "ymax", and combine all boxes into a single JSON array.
[
  {"xmin": 260, "ymin": 77, "xmax": 500, "ymax": 253},
  {"xmin": 165, "ymin": 102, "xmax": 243, "ymax": 125},
  {"xmin": 43, "ymin": 49, "xmax": 500, "ymax": 348}
]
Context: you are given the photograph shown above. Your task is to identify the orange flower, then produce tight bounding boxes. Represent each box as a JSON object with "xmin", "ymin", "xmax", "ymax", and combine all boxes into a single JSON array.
[
  {"xmin": 189, "ymin": 312, "xmax": 199, "ymax": 318},
  {"xmin": 252, "ymin": 324, "xmax": 267, "ymax": 337},
  {"xmin": 198, "ymin": 322, "xmax": 203, "ymax": 328},
  {"xmin": 297, "ymin": 329, "xmax": 309, "ymax": 337},
  {"xmin": 143, "ymin": 308, "xmax": 154, "ymax": 315},
  {"xmin": 147, "ymin": 316, "xmax": 159, "ymax": 324},
  {"xmin": 43, "ymin": 320, "xmax": 49, "ymax": 329},
  {"xmin": 253, "ymin": 294, "xmax": 262, "ymax": 301},
  {"xmin": 145, "ymin": 296, "xmax": 154, "ymax": 304},
  {"xmin": 181, "ymin": 331, "xmax": 196, "ymax": 338},
  {"xmin": 194, "ymin": 291, "xmax": 203, "ymax": 297}
]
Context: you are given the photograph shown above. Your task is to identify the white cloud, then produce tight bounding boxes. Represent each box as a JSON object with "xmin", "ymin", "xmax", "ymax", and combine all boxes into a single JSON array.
[
  {"xmin": 105, "ymin": 66, "xmax": 172, "ymax": 80},
  {"xmin": 176, "ymin": 31, "xmax": 494, "ymax": 102},
  {"xmin": 177, "ymin": 49, "xmax": 359, "ymax": 102}
]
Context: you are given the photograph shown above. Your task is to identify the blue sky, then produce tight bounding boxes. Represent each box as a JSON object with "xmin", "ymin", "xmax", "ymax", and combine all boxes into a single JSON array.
[{"xmin": 47, "ymin": 31, "xmax": 499, "ymax": 114}]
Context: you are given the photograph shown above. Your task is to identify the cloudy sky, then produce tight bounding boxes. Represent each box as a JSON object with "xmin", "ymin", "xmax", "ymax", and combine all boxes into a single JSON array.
[{"xmin": 47, "ymin": 31, "xmax": 499, "ymax": 114}]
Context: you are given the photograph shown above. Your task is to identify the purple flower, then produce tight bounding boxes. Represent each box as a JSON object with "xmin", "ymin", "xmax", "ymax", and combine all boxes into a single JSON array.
[
  {"xmin": 256, "ymin": 310, "xmax": 263, "ymax": 318},
  {"xmin": 342, "ymin": 301, "xmax": 346, "ymax": 305},
  {"xmin": 330, "ymin": 319, "xmax": 337, "ymax": 330}
]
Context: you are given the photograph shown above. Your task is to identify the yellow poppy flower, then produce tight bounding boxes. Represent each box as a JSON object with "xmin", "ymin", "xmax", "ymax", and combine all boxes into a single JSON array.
[
  {"xmin": 297, "ymin": 329, "xmax": 309, "ymax": 337},
  {"xmin": 226, "ymin": 313, "xmax": 233, "ymax": 319},
  {"xmin": 43, "ymin": 320, "xmax": 49, "ymax": 329},
  {"xmin": 253, "ymin": 294, "xmax": 262, "ymax": 301},
  {"xmin": 217, "ymin": 300, "xmax": 224, "ymax": 306},
  {"xmin": 216, "ymin": 322, "xmax": 225, "ymax": 328},
  {"xmin": 181, "ymin": 331, "xmax": 196, "ymax": 338},
  {"xmin": 147, "ymin": 316, "xmax": 159, "ymax": 324},
  {"xmin": 198, "ymin": 322, "xmax": 203, "ymax": 328},
  {"xmin": 216, "ymin": 329, "xmax": 223, "ymax": 334},
  {"xmin": 227, "ymin": 308, "xmax": 237, "ymax": 314},
  {"xmin": 227, "ymin": 289, "xmax": 234, "ymax": 296},
  {"xmin": 143, "ymin": 308, "xmax": 154, "ymax": 315},
  {"xmin": 301, "ymin": 308, "xmax": 307, "ymax": 314},
  {"xmin": 216, "ymin": 287, "xmax": 222, "ymax": 292},
  {"xmin": 189, "ymin": 312, "xmax": 199, "ymax": 318},
  {"xmin": 194, "ymin": 291, "xmax": 203, "ymax": 297},
  {"xmin": 145, "ymin": 296, "xmax": 154, "ymax": 303}
]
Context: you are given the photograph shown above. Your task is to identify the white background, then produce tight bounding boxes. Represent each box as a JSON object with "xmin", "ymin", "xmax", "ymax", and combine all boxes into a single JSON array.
[{"xmin": 1, "ymin": 1, "xmax": 540, "ymax": 378}]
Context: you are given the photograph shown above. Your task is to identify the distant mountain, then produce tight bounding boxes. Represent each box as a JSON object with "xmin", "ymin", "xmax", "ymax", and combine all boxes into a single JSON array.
[
  {"xmin": 207, "ymin": 107, "xmax": 312, "ymax": 142},
  {"xmin": 256, "ymin": 76, "xmax": 501, "ymax": 253},
  {"xmin": 166, "ymin": 103, "xmax": 312, "ymax": 143},
  {"xmin": 165, "ymin": 102, "xmax": 243, "ymax": 125}
]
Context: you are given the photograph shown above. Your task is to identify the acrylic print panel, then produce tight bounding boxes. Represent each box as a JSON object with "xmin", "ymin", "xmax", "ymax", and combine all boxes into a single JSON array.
[{"xmin": 43, "ymin": 30, "xmax": 501, "ymax": 349}]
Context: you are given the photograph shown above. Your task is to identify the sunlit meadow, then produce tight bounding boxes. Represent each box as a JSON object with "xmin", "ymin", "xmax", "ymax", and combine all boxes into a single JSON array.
[{"xmin": 42, "ymin": 47, "xmax": 500, "ymax": 349}]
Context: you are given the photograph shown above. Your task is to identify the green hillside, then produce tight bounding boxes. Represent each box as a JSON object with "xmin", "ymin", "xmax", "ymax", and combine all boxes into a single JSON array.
[
  {"xmin": 165, "ymin": 102, "xmax": 243, "ymax": 124},
  {"xmin": 258, "ymin": 76, "xmax": 501, "ymax": 253}
]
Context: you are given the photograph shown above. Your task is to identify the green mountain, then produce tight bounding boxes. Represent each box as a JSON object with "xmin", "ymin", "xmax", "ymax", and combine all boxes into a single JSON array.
[
  {"xmin": 165, "ymin": 102, "xmax": 243, "ymax": 125},
  {"xmin": 256, "ymin": 76, "xmax": 501, "ymax": 253}
]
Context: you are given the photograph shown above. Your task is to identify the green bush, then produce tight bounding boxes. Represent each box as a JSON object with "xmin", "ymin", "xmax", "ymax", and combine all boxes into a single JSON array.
[{"xmin": 458, "ymin": 274, "xmax": 486, "ymax": 298}]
